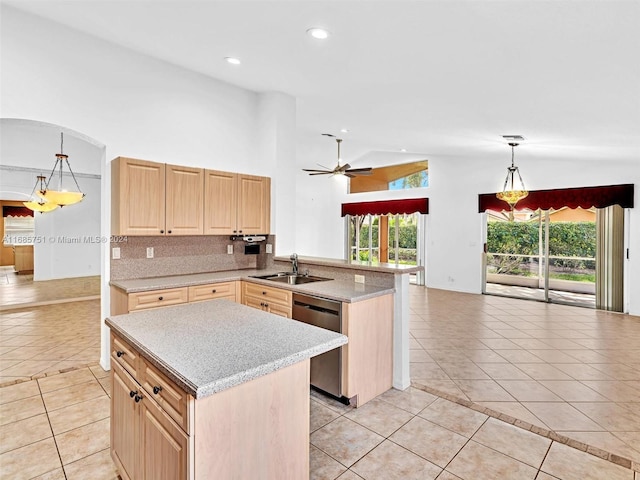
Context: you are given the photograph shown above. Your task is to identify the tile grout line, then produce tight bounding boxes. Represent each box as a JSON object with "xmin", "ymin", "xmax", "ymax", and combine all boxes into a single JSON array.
[{"xmin": 36, "ymin": 373, "xmax": 70, "ymax": 480}]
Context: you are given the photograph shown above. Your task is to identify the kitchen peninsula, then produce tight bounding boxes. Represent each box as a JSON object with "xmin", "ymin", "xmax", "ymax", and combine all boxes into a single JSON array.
[{"xmin": 106, "ymin": 299, "xmax": 347, "ymax": 480}]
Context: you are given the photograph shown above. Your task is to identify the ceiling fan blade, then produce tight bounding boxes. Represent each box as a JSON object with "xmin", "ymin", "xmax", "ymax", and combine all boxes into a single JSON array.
[
  {"xmin": 347, "ymin": 170, "xmax": 373, "ymax": 176},
  {"xmin": 340, "ymin": 163, "xmax": 352, "ymax": 171},
  {"xmin": 309, "ymin": 172, "xmax": 332, "ymax": 175},
  {"xmin": 344, "ymin": 173, "xmax": 356, "ymax": 178},
  {"xmin": 345, "ymin": 167, "xmax": 373, "ymax": 173},
  {"xmin": 303, "ymin": 168, "xmax": 331, "ymax": 173}
]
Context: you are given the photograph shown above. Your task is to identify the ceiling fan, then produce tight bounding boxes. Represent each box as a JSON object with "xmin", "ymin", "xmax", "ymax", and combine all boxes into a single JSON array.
[{"xmin": 303, "ymin": 134, "xmax": 373, "ymax": 178}]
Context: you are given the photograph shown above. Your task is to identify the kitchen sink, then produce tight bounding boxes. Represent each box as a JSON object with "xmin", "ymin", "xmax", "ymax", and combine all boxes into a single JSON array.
[{"xmin": 250, "ymin": 272, "xmax": 332, "ymax": 285}]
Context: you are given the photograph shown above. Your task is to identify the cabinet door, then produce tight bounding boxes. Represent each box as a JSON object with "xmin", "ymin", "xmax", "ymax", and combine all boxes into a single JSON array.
[
  {"xmin": 165, "ymin": 164, "xmax": 204, "ymax": 235},
  {"xmin": 203, "ymin": 170, "xmax": 237, "ymax": 235},
  {"xmin": 111, "ymin": 362, "xmax": 139, "ymax": 480},
  {"xmin": 267, "ymin": 303, "xmax": 292, "ymax": 319},
  {"xmin": 237, "ymin": 174, "xmax": 270, "ymax": 234},
  {"xmin": 140, "ymin": 393, "xmax": 189, "ymax": 480},
  {"xmin": 112, "ymin": 157, "xmax": 166, "ymax": 235},
  {"xmin": 243, "ymin": 295, "xmax": 266, "ymax": 311}
]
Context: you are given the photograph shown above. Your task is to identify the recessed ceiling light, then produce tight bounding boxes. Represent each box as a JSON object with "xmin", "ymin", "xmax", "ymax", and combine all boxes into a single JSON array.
[
  {"xmin": 340, "ymin": 129, "xmax": 349, "ymax": 133},
  {"xmin": 307, "ymin": 28, "xmax": 330, "ymax": 40},
  {"xmin": 400, "ymin": 148, "xmax": 407, "ymax": 152},
  {"xmin": 224, "ymin": 57, "xmax": 241, "ymax": 65}
]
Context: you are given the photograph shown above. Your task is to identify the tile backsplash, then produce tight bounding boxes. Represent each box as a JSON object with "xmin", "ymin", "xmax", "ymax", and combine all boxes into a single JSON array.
[{"xmin": 110, "ymin": 235, "xmax": 275, "ymax": 281}]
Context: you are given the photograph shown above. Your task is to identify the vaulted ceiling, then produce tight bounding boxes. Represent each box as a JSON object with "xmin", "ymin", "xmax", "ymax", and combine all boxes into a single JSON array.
[{"xmin": 6, "ymin": 1, "xmax": 640, "ymax": 168}]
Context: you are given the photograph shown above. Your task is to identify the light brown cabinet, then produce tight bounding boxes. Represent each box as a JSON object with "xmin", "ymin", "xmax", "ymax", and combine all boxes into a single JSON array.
[
  {"xmin": 111, "ymin": 282, "xmax": 238, "ymax": 315},
  {"xmin": 204, "ymin": 170, "xmax": 270, "ymax": 235},
  {"xmin": 111, "ymin": 354, "xmax": 189, "ymax": 480},
  {"xmin": 110, "ymin": 332, "xmax": 310, "ymax": 479},
  {"xmin": 111, "ymin": 157, "xmax": 204, "ymax": 236},
  {"xmin": 241, "ymin": 281, "xmax": 292, "ymax": 318}
]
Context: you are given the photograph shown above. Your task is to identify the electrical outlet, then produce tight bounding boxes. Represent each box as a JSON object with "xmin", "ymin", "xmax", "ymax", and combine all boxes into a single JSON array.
[
  {"xmin": 227, "ymin": 245, "xmax": 233, "ymax": 254},
  {"xmin": 266, "ymin": 243, "xmax": 273, "ymax": 254},
  {"xmin": 112, "ymin": 247, "xmax": 121, "ymax": 260},
  {"xmin": 146, "ymin": 247, "xmax": 154, "ymax": 259},
  {"xmin": 354, "ymin": 274, "xmax": 365, "ymax": 284}
]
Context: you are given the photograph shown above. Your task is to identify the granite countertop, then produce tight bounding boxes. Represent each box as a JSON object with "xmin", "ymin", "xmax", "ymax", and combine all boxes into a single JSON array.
[
  {"xmin": 110, "ymin": 269, "xmax": 395, "ymax": 303},
  {"xmin": 106, "ymin": 300, "xmax": 348, "ymax": 399},
  {"xmin": 274, "ymin": 255, "xmax": 424, "ymax": 274}
]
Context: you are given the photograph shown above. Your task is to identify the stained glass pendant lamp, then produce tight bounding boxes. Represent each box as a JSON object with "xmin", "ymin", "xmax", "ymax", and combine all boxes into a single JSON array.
[
  {"xmin": 23, "ymin": 175, "xmax": 59, "ymax": 213},
  {"xmin": 37, "ymin": 132, "xmax": 85, "ymax": 207},
  {"xmin": 496, "ymin": 142, "xmax": 528, "ymax": 210}
]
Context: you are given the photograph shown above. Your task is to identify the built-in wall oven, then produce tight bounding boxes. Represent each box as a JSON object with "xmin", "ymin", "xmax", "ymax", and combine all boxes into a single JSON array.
[{"xmin": 292, "ymin": 293, "xmax": 346, "ymax": 402}]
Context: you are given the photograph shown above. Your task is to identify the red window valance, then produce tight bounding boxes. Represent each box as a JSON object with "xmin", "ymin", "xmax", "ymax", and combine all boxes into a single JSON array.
[
  {"xmin": 342, "ymin": 198, "xmax": 429, "ymax": 217},
  {"xmin": 479, "ymin": 184, "xmax": 634, "ymax": 213},
  {"xmin": 2, "ymin": 206, "xmax": 33, "ymax": 217}
]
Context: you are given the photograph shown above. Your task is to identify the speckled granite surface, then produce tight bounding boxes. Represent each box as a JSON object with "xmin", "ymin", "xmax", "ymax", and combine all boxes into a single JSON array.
[
  {"xmin": 106, "ymin": 300, "xmax": 347, "ymax": 399},
  {"xmin": 110, "ymin": 269, "xmax": 395, "ymax": 302}
]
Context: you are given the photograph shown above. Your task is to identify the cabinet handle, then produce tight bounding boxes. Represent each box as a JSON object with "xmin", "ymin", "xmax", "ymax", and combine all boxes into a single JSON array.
[
  {"xmin": 260, "ymin": 302, "xmax": 264, "ymax": 307},
  {"xmin": 158, "ymin": 296, "xmax": 164, "ymax": 301},
  {"xmin": 212, "ymin": 289, "xmax": 217, "ymax": 293},
  {"xmin": 233, "ymin": 230, "xmax": 237, "ymax": 233},
  {"xmin": 130, "ymin": 390, "xmax": 137, "ymax": 398},
  {"xmin": 153, "ymin": 385, "xmax": 162, "ymax": 395},
  {"xmin": 168, "ymin": 230, "xmax": 172, "ymax": 234},
  {"xmin": 239, "ymin": 230, "xmax": 243, "ymax": 233},
  {"xmin": 160, "ymin": 230, "xmax": 164, "ymax": 234},
  {"xmin": 116, "ymin": 351, "xmax": 125, "ymax": 357},
  {"xmin": 134, "ymin": 394, "xmax": 142, "ymax": 403},
  {"xmin": 264, "ymin": 303, "xmax": 269, "ymax": 308},
  {"xmin": 262, "ymin": 291, "xmax": 267, "ymax": 295}
]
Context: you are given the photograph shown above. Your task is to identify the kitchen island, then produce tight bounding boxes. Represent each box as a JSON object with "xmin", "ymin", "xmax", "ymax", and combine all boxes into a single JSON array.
[{"xmin": 106, "ymin": 299, "xmax": 347, "ymax": 480}]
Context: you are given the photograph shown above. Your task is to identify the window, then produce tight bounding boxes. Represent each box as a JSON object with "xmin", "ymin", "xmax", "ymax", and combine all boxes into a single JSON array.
[{"xmin": 350, "ymin": 161, "xmax": 428, "ymax": 194}]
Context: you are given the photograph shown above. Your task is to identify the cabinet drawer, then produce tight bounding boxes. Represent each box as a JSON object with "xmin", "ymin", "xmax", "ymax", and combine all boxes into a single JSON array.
[
  {"xmin": 111, "ymin": 334, "xmax": 139, "ymax": 378},
  {"xmin": 128, "ymin": 287, "xmax": 188, "ymax": 312},
  {"xmin": 267, "ymin": 303, "xmax": 292, "ymax": 319},
  {"xmin": 139, "ymin": 357, "xmax": 191, "ymax": 434},
  {"xmin": 188, "ymin": 281, "xmax": 237, "ymax": 303},
  {"xmin": 243, "ymin": 282, "xmax": 291, "ymax": 308}
]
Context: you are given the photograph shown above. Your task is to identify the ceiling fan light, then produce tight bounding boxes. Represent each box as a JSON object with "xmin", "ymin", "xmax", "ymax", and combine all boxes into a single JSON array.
[
  {"xmin": 37, "ymin": 189, "xmax": 85, "ymax": 206},
  {"xmin": 23, "ymin": 200, "xmax": 59, "ymax": 213},
  {"xmin": 496, "ymin": 142, "xmax": 528, "ymax": 210}
]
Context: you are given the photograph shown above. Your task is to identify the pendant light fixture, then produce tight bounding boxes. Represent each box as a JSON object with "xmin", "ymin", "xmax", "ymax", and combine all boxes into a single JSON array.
[
  {"xmin": 496, "ymin": 141, "xmax": 528, "ymax": 211},
  {"xmin": 37, "ymin": 132, "xmax": 85, "ymax": 207},
  {"xmin": 23, "ymin": 175, "xmax": 59, "ymax": 213}
]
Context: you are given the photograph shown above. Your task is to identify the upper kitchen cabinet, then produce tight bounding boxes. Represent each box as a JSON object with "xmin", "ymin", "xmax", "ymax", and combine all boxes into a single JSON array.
[
  {"xmin": 165, "ymin": 164, "xmax": 204, "ymax": 235},
  {"xmin": 112, "ymin": 157, "xmax": 204, "ymax": 236},
  {"xmin": 204, "ymin": 170, "xmax": 270, "ymax": 235}
]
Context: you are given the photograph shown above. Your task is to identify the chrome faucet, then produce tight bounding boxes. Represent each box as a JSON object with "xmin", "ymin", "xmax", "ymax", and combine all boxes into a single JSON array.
[{"xmin": 290, "ymin": 253, "xmax": 298, "ymax": 275}]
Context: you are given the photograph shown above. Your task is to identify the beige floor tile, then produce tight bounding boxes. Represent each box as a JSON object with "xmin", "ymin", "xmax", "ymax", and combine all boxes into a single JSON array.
[
  {"xmin": 336, "ymin": 471, "xmax": 364, "ymax": 479},
  {"xmin": 0, "ymin": 437, "xmax": 62, "ymax": 479},
  {"xmin": 579, "ymin": 380, "xmax": 640, "ymax": 402},
  {"xmin": 42, "ymin": 379, "xmax": 106, "ymax": 412},
  {"xmin": 418, "ymin": 398, "xmax": 488, "ymax": 437},
  {"xmin": 541, "ymin": 442, "xmax": 633, "ymax": 480},
  {"xmin": 551, "ymin": 363, "xmax": 614, "ymax": 381},
  {"xmin": 536, "ymin": 473, "xmax": 561, "ymax": 480},
  {"xmin": 538, "ymin": 380, "xmax": 610, "ymax": 402},
  {"xmin": 437, "ymin": 472, "xmax": 464, "ymax": 480},
  {"xmin": 48, "ymin": 395, "xmax": 110, "ymax": 435},
  {"xmin": 410, "ymin": 362, "xmax": 451, "ymax": 380},
  {"xmin": 513, "ymin": 363, "xmax": 574, "ymax": 380},
  {"xmin": 497, "ymin": 380, "xmax": 564, "ymax": 401},
  {"xmin": 377, "ymin": 386, "xmax": 438, "ymax": 415},
  {"xmin": 412, "ymin": 379, "xmax": 467, "ymax": 398},
  {"xmin": 89, "ymin": 364, "xmax": 109, "ymax": 379},
  {"xmin": 98, "ymin": 375, "xmax": 111, "ymax": 396},
  {"xmin": 476, "ymin": 363, "xmax": 531, "ymax": 380},
  {"xmin": 310, "ymin": 389, "xmax": 354, "ymax": 414},
  {"xmin": 30, "ymin": 468, "xmax": 67, "ymax": 479},
  {"xmin": 310, "ymin": 416, "xmax": 384, "ymax": 467},
  {"xmin": 0, "ymin": 394, "xmax": 45, "ymax": 425},
  {"xmin": 471, "ymin": 417, "xmax": 551, "ymax": 468},
  {"xmin": 0, "ymin": 359, "xmax": 58, "ymax": 377},
  {"xmin": 351, "ymin": 440, "xmax": 441, "ymax": 480},
  {"xmin": 38, "ymin": 367, "xmax": 96, "ymax": 394},
  {"xmin": 310, "ymin": 444, "xmax": 347, "ymax": 480},
  {"xmin": 453, "ymin": 379, "xmax": 515, "ymax": 402},
  {"xmin": 448, "ymin": 440, "xmax": 538, "ymax": 480},
  {"xmin": 494, "ymin": 350, "xmax": 546, "ymax": 363},
  {"xmin": 389, "ymin": 416, "xmax": 467, "ymax": 467},
  {"xmin": 63, "ymin": 448, "xmax": 119, "ymax": 480},
  {"xmin": 0, "ymin": 378, "xmax": 40, "ymax": 404},
  {"xmin": 572, "ymin": 403, "xmax": 640, "ymax": 432},
  {"xmin": 311, "ymin": 398, "xmax": 341, "ymax": 433},
  {"xmin": 522, "ymin": 402, "xmax": 605, "ymax": 431},
  {"xmin": 0, "ymin": 413, "xmax": 52, "ymax": 454},
  {"xmin": 344, "ymin": 397, "xmax": 413, "ymax": 437},
  {"xmin": 437, "ymin": 362, "xmax": 490, "ymax": 380},
  {"xmin": 54, "ymin": 417, "xmax": 110, "ymax": 465}
]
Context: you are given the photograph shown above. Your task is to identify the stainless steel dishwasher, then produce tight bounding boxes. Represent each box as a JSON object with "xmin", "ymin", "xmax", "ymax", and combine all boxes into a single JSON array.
[{"xmin": 292, "ymin": 293, "xmax": 345, "ymax": 401}]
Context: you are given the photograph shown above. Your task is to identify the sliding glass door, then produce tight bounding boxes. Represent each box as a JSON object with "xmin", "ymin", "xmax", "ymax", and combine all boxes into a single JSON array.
[{"xmin": 484, "ymin": 207, "xmax": 597, "ymax": 308}]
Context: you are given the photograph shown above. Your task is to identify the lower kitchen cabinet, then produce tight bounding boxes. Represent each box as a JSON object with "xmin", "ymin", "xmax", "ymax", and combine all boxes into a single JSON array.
[
  {"xmin": 111, "ymin": 360, "xmax": 188, "ymax": 480},
  {"xmin": 241, "ymin": 281, "xmax": 292, "ymax": 318},
  {"xmin": 110, "ymin": 332, "xmax": 310, "ymax": 480}
]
